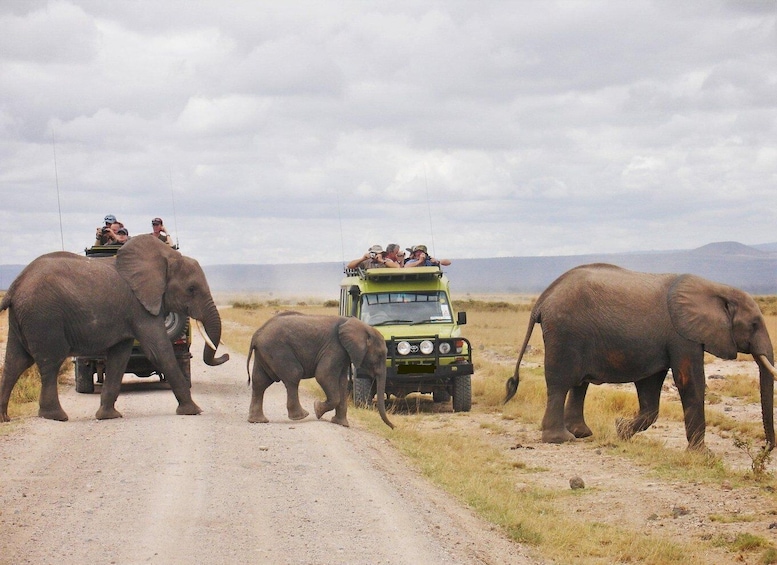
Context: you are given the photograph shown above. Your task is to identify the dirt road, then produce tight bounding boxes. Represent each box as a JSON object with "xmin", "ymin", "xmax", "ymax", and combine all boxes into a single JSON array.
[{"xmin": 0, "ymin": 338, "xmax": 535, "ymax": 565}]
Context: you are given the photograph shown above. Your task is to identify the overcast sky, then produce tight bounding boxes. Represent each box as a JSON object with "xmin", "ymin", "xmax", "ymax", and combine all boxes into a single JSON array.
[{"xmin": 1, "ymin": 1, "xmax": 775, "ymax": 267}]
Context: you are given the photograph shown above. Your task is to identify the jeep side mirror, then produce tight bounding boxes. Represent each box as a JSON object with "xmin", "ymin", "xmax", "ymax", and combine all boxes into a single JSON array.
[
  {"xmin": 349, "ymin": 285, "xmax": 360, "ymax": 318},
  {"xmin": 457, "ymin": 311, "xmax": 467, "ymax": 325}
]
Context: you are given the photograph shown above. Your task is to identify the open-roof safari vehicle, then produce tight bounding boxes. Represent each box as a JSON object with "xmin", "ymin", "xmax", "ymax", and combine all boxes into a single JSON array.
[
  {"xmin": 73, "ymin": 245, "xmax": 192, "ymax": 394},
  {"xmin": 339, "ymin": 266, "xmax": 473, "ymax": 411}
]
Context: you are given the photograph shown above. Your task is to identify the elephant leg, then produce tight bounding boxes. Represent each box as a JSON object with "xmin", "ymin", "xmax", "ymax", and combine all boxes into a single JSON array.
[
  {"xmin": 564, "ymin": 383, "xmax": 592, "ymax": 438},
  {"xmin": 284, "ymin": 379, "xmax": 310, "ymax": 421},
  {"xmin": 0, "ymin": 336, "xmax": 35, "ymax": 422},
  {"xmin": 541, "ymin": 382, "xmax": 575, "ymax": 443},
  {"xmin": 671, "ymin": 357, "xmax": 707, "ymax": 450},
  {"xmin": 37, "ymin": 355, "xmax": 70, "ymax": 422},
  {"xmin": 138, "ymin": 335, "xmax": 201, "ymax": 416},
  {"xmin": 616, "ymin": 371, "xmax": 666, "ymax": 441},
  {"xmin": 96, "ymin": 340, "xmax": 133, "ymax": 420},
  {"xmin": 248, "ymin": 365, "xmax": 273, "ymax": 424},
  {"xmin": 314, "ymin": 368, "xmax": 349, "ymax": 427}
]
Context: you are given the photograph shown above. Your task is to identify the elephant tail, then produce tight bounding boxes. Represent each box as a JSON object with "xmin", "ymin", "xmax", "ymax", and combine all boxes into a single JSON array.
[
  {"xmin": 504, "ymin": 309, "xmax": 540, "ymax": 404},
  {"xmin": 0, "ymin": 278, "xmax": 17, "ymax": 312},
  {"xmin": 246, "ymin": 345, "xmax": 255, "ymax": 385}
]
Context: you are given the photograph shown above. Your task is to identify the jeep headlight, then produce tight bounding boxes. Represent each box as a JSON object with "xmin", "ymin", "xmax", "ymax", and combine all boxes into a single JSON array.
[
  {"xmin": 420, "ymin": 340, "xmax": 434, "ymax": 355},
  {"xmin": 397, "ymin": 341, "xmax": 411, "ymax": 355},
  {"xmin": 439, "ymin": 342, "xmax": 451, "ymax": 354}
]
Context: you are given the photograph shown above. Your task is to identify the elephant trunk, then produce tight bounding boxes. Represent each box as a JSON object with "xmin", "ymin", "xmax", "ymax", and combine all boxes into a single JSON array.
[
  {"xmin": 375, "ymin": 366, "xmax": 394, "ymax": 429},
  {"xmin": 755, "ymin": 353, "xmax": 776, "ymax": 450},
  {"xmin": 200, "ymin": 303, "xmax": 229, "ymax": 366}
]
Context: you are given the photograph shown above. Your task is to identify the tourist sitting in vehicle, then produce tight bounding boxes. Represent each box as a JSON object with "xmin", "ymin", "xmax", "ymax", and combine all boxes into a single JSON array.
[
  {"xmin": 94, "ymin": 221, "xmax": 126, "ymax": 246},
  {"xmin": 94, "ymin": 214, "xmax": 120, "ymax": 245},
  {"xmin": 151, "ymin": 218, "xmax": 175, "ymax": 249},
  {"xmin": 404, "ymin": 245, "xmax": 451, "ymax": 268},
  {"xmin": 105, "ymin": 227, "xmax": 129, "ymax": 246},
  {"xmin": 151, "ymin": 217, "xmax": 175, "ymax": 247},
  {"xmin": 347, "ymin": 245, "xmax": 388, "ymax": 270},
  {"xmin": 383, "ymin": 243, "xmax": 405, "ymax": 268}
]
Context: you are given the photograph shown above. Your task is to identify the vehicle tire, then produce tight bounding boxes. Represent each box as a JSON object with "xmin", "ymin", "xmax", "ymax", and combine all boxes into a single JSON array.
[
  {"xmin": 353, "ymin": 377, "xmax": 375, "ymax": 408},
  {"xmin": 165, "ymin": 312, "xmax": 188, "ymax": 339},
  {"xmin": 433, "ymin": 390, "xmax": 451, "ymax": 403},
  {"xmin": 452, "ymin": 374, "xmax": 471, "ymax": 412},
  {"xmin": 74, "ymin": 360, "xmax": 95, "ymax": 394},
  {"xmin": 178, "ymin": 357, "xmax": 192, "ymax": 388}
]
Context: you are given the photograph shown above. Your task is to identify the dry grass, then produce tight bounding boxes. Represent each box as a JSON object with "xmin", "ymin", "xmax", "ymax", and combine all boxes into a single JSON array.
[
  {"xmin": 0, "ymin": 309, "xmax": 75, "ymax": 423},
  {"xmin": 219, "ymin": 296, "xmax": 777, "ymax": 564},
  {"xmin": 5, "ymin": 295, "xmax": 777, "ymax": 563}
]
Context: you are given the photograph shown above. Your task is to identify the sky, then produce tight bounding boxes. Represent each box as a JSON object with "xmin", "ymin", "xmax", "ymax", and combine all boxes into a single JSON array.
[{"xmin": 1, "ymin": 1, "xmax": 776, "ymax": 267}]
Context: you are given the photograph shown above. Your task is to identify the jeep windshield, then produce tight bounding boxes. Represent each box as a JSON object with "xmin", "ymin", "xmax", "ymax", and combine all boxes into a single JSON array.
[{"xmin": 360, "ymin": 291, "xmax": 453, "ymax": 326}]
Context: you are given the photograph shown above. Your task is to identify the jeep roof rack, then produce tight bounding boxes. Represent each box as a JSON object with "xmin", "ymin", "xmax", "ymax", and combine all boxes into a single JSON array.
[
  {"xmin": 343, "ymin": 266, "xmax": 443, "ymax": 282},
  {"xmin": 85, "ymin": 245, "xmax": 121, "ymax": 257}
]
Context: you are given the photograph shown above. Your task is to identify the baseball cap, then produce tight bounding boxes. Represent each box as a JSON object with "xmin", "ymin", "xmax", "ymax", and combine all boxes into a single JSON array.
[
  {"xmin": 117, "ymin": 228, "xmax": 128, "ymax": 235},
  {"xmin": 369, "ymin": 244, "xmax": 383, "ymax": 254},
  {"xmin": 152, "ymin": 217, "xmax": 163, "ymax": 224},
  {"xmin": 104, "ymin": 214, "xmax": 117, "ymax": 223}
]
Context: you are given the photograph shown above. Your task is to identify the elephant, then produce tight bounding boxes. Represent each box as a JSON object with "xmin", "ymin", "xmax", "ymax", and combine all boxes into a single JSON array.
[
  {"xmin": 0, "ymin": 234, "xmax": 229, "ymax": 422},
  {"xmin": 504, "ymin": 263, "xmax": 777, "ymax": 451},
  {"xmin": 246, "ymin": 312, "xmax": 394, "ymax": 429}
]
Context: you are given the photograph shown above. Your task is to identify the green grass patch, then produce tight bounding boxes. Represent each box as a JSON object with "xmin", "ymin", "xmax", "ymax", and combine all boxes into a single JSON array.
[
  {"xmin": 713, "ymin": 532, "xmax": 772, "ymax": 552},
  {"xmin": 217, "ymin": 299, "xmax": 777, "ymax": 564},
  {"xmin": 453, "ymin": 299, "xmax": 534, "ymax": 312},
  {"xmin": 355, "ymin": 412, "xmax": 709, "ymax": 564}
]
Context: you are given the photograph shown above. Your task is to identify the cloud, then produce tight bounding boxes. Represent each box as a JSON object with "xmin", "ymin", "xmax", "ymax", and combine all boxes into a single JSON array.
[{"xmin": 0, "ymin": 0, "xmax": 775, "ymax": 269}]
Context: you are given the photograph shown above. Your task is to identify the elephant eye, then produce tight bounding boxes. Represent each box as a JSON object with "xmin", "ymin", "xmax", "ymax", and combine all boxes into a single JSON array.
[{"xmin": 187, "ymin": 285, "xmax": 197, "ymax": 295}]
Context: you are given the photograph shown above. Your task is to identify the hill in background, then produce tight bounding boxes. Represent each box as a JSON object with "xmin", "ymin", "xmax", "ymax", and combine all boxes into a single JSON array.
[
  {"xmin": 201, "ymin": 241, "xmax": 777, "ymax": 298},
  {"xmin": 2, "ymin": 241, "xmax": 776, "ymax": 298}
]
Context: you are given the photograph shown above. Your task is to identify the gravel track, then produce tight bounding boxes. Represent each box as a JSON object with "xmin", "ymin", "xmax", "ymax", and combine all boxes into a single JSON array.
[{"xmin": 0, "ymin": 338, "xmax": 535, "ymax": 565}]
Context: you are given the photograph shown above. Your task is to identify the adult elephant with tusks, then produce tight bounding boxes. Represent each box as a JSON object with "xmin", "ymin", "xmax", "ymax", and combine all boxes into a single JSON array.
[
  {"xmin": 246, "ymin": 312, "xmax": 394, "ymax": 429},
  {"xmin": 504, "ymin": 263, "xmax": 777, "ymax": 451},
  {"xmin": 0, "ymin": 234, "xmax": 229, "ymax": 422}
]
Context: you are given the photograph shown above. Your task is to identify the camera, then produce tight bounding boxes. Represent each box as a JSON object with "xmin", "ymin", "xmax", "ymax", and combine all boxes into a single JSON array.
[
  {"xmin": 101, "ymin": 227, "xmax": 111, "ymax": 235},
  {"xmin": 369, "ymin": 252, "xmax": 376, "ymax": 259}
]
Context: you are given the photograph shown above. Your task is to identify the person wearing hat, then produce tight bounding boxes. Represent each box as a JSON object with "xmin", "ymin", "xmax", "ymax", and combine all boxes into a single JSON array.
[
  {"xmin": 105, "ymin": 227, "xmax": 130, "ymax": 246},
  {"xmin": 151, "ymin": 217, "xmax": 175, "ymax": 247},
  {"xmin": 94, "ymin": 214, "xmax": 119, "ymax": 245},
  {"xmin": 404, "ymin": 245, "xmax": 451, "ymax": 268},
  {"xmin": 347, "ymin": 244, "xmax": 388, "ymax": 270}
]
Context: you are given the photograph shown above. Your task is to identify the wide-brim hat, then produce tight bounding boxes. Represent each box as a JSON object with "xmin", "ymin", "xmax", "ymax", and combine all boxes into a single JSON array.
[
  {"xmin": 369, "ymin": 244, "xmax": 383, "ymax": 254},
  {"xmin": 408, "ymin": 244, "xmax": 427, "ymax": 254}
]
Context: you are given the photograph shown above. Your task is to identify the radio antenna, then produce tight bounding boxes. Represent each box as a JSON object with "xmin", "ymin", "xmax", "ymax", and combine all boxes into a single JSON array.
[
  {"xmin": 337, "ymin": 191, "xmax": 346, "ymax": 268},
  {"xmin": 53, "ymin": 137, "xmax": 64, "ymax": 250},
  {"xmin": 424, "ymin": 165, "xmax": 436, "ymax": 256},
  {"xmin": 169, "ymin": 168, "xmax": 180, "ymax": 247}
]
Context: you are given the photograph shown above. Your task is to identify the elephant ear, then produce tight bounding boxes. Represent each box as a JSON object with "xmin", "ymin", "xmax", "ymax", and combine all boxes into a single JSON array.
[
  {"xmin": 667, "ymin": 274, "xmax": 737, "ymax": 359},
  {"xmin": 338, "ymin": 318, "xmax": 369, "ymax": 367},
  {"xmin": 115, "ymin": 234, "xmax": 173, "ymax": 316}
]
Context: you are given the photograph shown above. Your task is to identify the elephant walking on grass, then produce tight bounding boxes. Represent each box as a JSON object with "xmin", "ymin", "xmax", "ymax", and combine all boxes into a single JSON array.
[
  {"xmin": 246, "ymin": 312, "xmax": 394, "ymax": 429},
  {"xmin": 504, "ymin": 263, "xmax": 777, "ymax": 451},
  {"xmin": 0, "ymin": 234, "xmax": 229, "ymax": 422}
]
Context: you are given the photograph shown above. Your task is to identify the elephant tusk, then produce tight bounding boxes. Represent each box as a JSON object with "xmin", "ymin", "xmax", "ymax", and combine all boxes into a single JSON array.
[
  {"xmin": 756, "ymin": 354, "xmax": 777, "ymax": 381},
  {"xmin": 196, "ymin": 319, "xmax": 218, "ymax": 351}
]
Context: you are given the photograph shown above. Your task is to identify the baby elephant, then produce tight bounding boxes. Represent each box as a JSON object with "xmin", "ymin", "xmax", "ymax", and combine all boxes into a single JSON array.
[{"xmin": 246, "ymin": 312, "xmax": 393, "ymax": 428}]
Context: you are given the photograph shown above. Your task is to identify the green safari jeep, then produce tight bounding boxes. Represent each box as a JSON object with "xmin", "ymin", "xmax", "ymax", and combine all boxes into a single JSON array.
[
  {"xmin": 73, "ymin": 245, "xmax": 192, "ymax": 394},
  {"xmin": 339, "ymin": 266, "xmax": 473, "ymax": 411}
]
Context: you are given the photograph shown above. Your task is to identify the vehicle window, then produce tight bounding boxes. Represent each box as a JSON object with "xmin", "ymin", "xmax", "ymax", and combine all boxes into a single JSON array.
[{"xmin": 360, "ymin": 292, "xmax": 453, "ymax": 325}]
